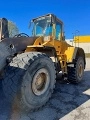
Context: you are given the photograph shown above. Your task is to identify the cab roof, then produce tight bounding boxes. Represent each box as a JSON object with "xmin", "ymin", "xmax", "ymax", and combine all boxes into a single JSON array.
[{"xmin": 32, "ymin": 13, "xmax": 63, "ymax": 24}]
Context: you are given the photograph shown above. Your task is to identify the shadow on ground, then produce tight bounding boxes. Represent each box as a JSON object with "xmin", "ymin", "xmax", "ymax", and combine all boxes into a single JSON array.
[{"xmin": 0, "ymin": 70, "xmax": 90, "ymax": 120}]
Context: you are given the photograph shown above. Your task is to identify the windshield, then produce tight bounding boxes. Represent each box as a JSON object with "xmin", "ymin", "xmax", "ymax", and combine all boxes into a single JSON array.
[{"xmin": 32, "ymin": 16, "xmax": 52, "ymax": 36}]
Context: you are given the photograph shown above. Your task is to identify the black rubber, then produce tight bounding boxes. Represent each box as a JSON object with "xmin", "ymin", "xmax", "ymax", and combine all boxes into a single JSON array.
[
  {"xmin": 13, "ymin": 33, "xmax": 29, "ymax": 38},
  {"xmin": 2, "ymin": 52, "xmax": 56, "ymax": 111},
  {"xmin": 67, "ymin": 57, "xmax": 84, "ymax": 83}
]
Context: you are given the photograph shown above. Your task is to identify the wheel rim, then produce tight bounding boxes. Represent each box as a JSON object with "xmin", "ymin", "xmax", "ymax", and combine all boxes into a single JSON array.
[
  {"xmin": 32, "ymin": 68, "xmax": 50, "ymax": 96},
  {"xmin": 77, "ymin": 62, "xmax": 84, "ymax": 78}
]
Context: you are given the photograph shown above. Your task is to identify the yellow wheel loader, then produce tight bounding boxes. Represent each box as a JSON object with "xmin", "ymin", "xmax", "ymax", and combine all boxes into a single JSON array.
[{"xmin": 0, "ymin": 14, "xmax": 86, "ymax": 111}]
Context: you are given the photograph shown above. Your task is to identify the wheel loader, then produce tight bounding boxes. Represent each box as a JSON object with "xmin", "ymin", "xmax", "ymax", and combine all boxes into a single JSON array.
[{"xmin": 0, "ymin": 14, "xmax": 86, "ymax": 111}]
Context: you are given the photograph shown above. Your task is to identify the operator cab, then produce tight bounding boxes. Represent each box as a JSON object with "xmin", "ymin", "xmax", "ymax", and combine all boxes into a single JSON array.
[{"xmin": 32, "ymin": 14, "xmax": 64, "ymax": 41}]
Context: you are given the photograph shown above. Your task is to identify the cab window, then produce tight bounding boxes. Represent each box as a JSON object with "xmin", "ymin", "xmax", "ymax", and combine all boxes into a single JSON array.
[{"xmin": 56, "ymin": 21, "xmax": 62, "ymax": 40}]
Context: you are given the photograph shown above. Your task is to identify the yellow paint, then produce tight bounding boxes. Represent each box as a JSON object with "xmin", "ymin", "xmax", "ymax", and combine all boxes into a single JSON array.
[
  {"xmin": 25, "ymin": 36, "xmax": 77, "ymax": 74},
  {"xmin": 25, "ymin": 47, "xmax": 36, "ymax": 52},
  {"xmin": 25, "ymin": 37, "xmax": 43, "ymax": 52},
  {"xmin": 74, "ymin": 35, "xmax": 90, "ymax": 43},
  {"xmin": 33, "ymin": 36, "xmax": 43, "ymax": 45},
  {"xmin": 65, "ymin": 47, "xmax": 75, "ymax": 62},
  {"xmin": 26, "ymin": 36, "xmax": 75, "ymax": 63}
]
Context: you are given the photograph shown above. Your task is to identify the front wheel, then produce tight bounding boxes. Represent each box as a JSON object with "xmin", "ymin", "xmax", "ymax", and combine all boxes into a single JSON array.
[{"xmin": 2, "ymin": 52, "xmax": 56, "ymax": 111}]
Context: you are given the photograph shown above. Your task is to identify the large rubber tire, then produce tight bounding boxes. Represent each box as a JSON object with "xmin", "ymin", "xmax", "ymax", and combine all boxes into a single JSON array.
[
  {"xmin": 67, "ymin": 57, "xmax": 84, "ymax": 83},
  {"xmin": 2, "ymin": 52, "xmax": 56, "ymax": 111}
]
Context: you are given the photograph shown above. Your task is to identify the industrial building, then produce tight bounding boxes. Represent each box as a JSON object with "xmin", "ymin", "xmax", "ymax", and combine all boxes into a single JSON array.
[{"xmin": 66, "ymin": 36, "xmax": 90, "ymax": 53}]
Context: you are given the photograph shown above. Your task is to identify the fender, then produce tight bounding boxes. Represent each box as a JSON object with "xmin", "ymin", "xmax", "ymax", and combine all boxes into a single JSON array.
[{"xmin": 65, "ymin": 46, "xmax": 86, "ymax": 67}]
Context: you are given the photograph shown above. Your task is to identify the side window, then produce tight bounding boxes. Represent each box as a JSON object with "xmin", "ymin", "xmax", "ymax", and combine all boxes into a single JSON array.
[{"xmin": 56, "ymin": 22, "xmax": 62, "ymax": 40}]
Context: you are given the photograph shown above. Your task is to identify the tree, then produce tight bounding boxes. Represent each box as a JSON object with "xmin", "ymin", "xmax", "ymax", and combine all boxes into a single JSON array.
[{"xmin": 8, "ymin": 21, "xmax": 19, "ymax": 37}]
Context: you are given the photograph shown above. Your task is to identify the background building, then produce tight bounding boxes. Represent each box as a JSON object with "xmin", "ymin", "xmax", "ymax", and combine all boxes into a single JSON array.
[{"xmin": 66, "ymin": 36, "xmax": 90, "ymax": 53}]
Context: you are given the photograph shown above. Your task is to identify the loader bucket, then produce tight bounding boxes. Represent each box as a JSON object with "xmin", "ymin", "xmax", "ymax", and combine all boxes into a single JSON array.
[{"xmin": 0, "ymin": 36, "xmax": 37, "ymax": 71}]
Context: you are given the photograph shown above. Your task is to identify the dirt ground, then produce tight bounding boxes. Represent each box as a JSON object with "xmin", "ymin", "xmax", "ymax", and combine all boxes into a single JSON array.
[{"xmin": 0, "ymin": 58, "xmax": 90, "ymax": 120}]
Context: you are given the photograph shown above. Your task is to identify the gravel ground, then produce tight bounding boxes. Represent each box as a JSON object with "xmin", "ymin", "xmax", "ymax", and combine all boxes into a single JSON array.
[{"xmin": 0, "ymin": 58, "xmax": 90, "ymax": 120}]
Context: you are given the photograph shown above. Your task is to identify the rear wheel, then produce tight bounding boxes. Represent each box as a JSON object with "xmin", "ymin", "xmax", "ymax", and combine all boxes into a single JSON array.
[
  {"xmin": 2, "ymin": 52, "xmax": 56, "ymax": 111},
  {"xmin": 67, "ymin": 57, "xmax": 84, "ymax": 83}
]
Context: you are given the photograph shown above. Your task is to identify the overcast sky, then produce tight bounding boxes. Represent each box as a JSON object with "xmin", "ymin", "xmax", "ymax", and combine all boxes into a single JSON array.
[{"xmin": 0, "ymin": 0, "xmax": 90, "ymax": 38}]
